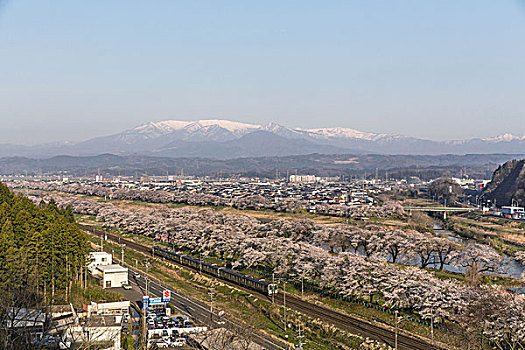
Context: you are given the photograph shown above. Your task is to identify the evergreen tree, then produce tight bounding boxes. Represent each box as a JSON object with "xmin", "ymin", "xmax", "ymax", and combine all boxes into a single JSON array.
[{"xmin": 0, "ymin": 182, "xmax": 89, "ymax": 304}]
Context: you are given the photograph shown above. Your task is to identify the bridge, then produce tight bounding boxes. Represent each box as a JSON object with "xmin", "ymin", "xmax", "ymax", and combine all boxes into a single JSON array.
[{"xmin": 403, "ymin": 206, "xmax": 477, "ymax": 219}]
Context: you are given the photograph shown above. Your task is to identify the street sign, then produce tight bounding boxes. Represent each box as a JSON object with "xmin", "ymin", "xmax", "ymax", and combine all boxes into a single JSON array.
[
  {"xmin": 217, "ymin": 310, "xmax": 225, "ymax": 318},
  {"xmin": 142, "ymin": 296, "xmax": 149, "ymax": 310},
  {"xmin": 150, "ymin": 297, "xmax": 163, "ymax": 305},
  {"xmin": 162, "ymin": 289, "xmax": 171, "ymax": 302}
]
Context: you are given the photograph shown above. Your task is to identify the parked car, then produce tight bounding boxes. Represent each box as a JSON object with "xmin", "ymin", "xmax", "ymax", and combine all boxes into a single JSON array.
[
  {"xmin": 156, "ymin": 340, "xmax": 170, "ymax": 348},
  {"xmin": 121, "ymin": 283, "xmax": 132, "ymax": 290},
  {"xmin": 172, "ymin": 338, "xmax": 186, "ymax": 347}
]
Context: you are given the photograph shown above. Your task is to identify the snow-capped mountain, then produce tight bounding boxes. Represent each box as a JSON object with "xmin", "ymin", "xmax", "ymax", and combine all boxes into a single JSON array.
[
  {"xmin": 482, "ymin": 133, "xmax": 525, "ymax": 143},
  {"xmin": 2, "ymin": 119, "xmax": 525, "ymax": 159},
  {"xmin": 119, "ymin": 119, "xmax": 404, "ymax": 144},
  {"xmin": 115, "ymin": 119, "xmax": 261, "ymax": 143},
  {"xmin": 301, "ymin": 127, "xmax": 391, "ymax": 141}
]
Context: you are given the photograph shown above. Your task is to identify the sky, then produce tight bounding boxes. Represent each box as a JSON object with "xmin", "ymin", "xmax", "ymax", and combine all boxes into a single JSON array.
[{"xmin": 1, "ymin": 0, "xmax": 525, "ymax": 145}]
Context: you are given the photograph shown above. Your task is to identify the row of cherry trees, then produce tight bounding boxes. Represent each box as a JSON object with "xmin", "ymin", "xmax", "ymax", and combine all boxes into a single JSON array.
[
  {"xmin": 38, "ymin": 192, "xmax": 507, "ymax": 275},
  {"xmin": 515, "ymin": 251, "xmax": 525, "ymax": 266},
  {"xmin": 32, "ymin": 193, "xmax": 525, "ymax": 346},
  {"xmin": 13, "ymin": 181, "xmax": 405, "ymax": 218}
]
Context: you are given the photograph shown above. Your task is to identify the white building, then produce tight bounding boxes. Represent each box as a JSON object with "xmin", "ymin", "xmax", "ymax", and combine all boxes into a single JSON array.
[
  {"xmin": 501, "ymin": 206, "xmax": 525, "ymax": 219},
  {"xmin": 501, "ymin": 206, "xmax": 524, "ymax": 214},
  {"xmin": 94, "ymin": 265, "xmax": 128, "ymax": 289},
  {"xmin": 86, "ymin": 301, "xmax": 130, "ymax": 317},
  {"xmin": 88, "ymin": 252, "xmax": 112, "ymax": 272},
  {"xmin": 289, "ymin": 174, "xmax": 317, "ymax": 183},
  {"xmin": 62, "ymin": 317, "xmax": 121, "ymax": 350}
]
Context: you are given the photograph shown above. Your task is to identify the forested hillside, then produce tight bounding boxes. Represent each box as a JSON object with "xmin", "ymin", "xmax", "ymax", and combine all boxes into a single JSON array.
[
  {"xmin": 0, "ymin": 182, "xmax": 89, "ymax": 307},
  {"xmin": 0, "ymin": 152, "xmax": 516, "ymax": 179},
  {"xmin": 483, "ymin": 159, "xmax": 525, "ymax": 206}
]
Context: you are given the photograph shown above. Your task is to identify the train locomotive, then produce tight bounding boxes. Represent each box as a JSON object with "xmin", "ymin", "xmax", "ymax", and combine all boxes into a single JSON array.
[{"xmin": 153, "ymin": 246, "xmax": 278, "ymax": 296}]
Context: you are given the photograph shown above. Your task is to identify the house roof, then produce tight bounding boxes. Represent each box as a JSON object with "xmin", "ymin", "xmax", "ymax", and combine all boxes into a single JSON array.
[
  {"xmin": 90, "ymin": 251, "xmax": 111, "ymax": 257},
  {"xmin": 96, "ymin": 264, "xmax": 128, "ymax": 273}
]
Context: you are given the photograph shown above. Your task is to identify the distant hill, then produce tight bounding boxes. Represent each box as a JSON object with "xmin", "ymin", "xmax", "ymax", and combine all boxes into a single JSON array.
[
  {"xmin": 0, "ymin": 153, "xmax": 520, "ymax": 180},
  {"xmin": 3, "ymin": 119, "xmax": 525, "ymax": 158},
  {"xmin": 483, "ymin": 159, "xmax": 525, "ymax": 206},
  {"xmin": 153, "ymin": 131, "xmax": 355, "ymax": 158}
]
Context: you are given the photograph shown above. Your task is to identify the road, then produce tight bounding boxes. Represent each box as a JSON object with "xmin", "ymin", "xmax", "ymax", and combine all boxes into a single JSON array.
[
  {"xmin": 124, "ymin": 266, "xmax": 290, "ymax": 350},
  {"xmin": 83, "ymin": 224, "xmax": 443, "ymax": 350}
]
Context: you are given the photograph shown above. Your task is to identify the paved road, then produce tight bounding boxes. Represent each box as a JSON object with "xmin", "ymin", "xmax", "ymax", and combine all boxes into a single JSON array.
[
  {"xmin": 85, "ymin": 225, "xmax": 441, "ymax": 350},
  {"xmin": 125, "ymin": 266, "xmax": 290, "ymax": 350}
]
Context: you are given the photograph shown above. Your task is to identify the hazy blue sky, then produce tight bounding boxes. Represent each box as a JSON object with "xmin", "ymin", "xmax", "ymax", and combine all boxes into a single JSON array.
[{"xmin": 1, "ymin": 0, "xmax": 525, "ymax": 144}]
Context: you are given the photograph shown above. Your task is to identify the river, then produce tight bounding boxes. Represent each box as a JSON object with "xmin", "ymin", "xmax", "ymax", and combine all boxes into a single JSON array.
[{"xmin": 432, "ymin": 223, "xmax": 524, "ymax": 279}]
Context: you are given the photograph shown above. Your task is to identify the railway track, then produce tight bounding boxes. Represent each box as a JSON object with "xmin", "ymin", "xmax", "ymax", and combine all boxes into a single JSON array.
[
  {"xmin": 81, "ymin": 224, "xmax": 444, "ymax": 350},
  {"xmin": 277, "ymin": 294, "xmax": 437, "ymax": 350},
  {"xmin": 129, "ymin": 268, "xmax": 289, "ymax": 350}
]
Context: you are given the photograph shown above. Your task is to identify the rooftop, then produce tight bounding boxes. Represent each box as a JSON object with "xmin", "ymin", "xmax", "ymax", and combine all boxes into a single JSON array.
[
  {"xmin": 90, "ymin": 251, "xmax": 111, "ymax": 256},
  {"xmin": 96, "ymin": 264, "xmax": 128, "ymax": 273}
]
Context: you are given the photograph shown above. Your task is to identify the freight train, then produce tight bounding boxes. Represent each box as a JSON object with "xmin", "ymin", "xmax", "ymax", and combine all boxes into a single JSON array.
[{"xmin": 153, "ymin": 246, "xmax": 278, "ymax": 296}]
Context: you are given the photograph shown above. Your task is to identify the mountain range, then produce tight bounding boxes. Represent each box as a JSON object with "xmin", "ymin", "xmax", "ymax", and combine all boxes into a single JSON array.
[{"xmin": 3, "ymin": 119, "xmax": 525, "ymax": 159}]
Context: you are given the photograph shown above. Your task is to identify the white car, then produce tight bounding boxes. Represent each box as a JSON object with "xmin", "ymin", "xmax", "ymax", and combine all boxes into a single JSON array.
[
  {"xmin": 172, "ymin": 338, "xmax": 186, "ymax": 347},
  {"xmin": 121, "ymin": 283, "xmax": 132, "ymax": 290},
  {"xmin": 156, "ymin": 340, "xmax": 170, "ymax": 348}
]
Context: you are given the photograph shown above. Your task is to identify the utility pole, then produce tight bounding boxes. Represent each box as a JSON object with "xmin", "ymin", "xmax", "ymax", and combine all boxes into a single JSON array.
[
  {"xmin": 296, "ymin": 322, "xmax": 304, "ymax": 350},
  {"xmin": 100, "ymin": 235, "xmax": 103, "ymax": 252},
  {"xmin": 145, "ymin": 260, "xmax": 150, "ymax": 297},
  {"xmin": 283, "ymin": 281, "xmax": 287, "ymax": 330},
  {"xmin": 301, "ymin": 277, "xmax": 304, "ymax": 298},
  {"xmin": 142, "ymin": 305, "xmax": 146, "ymax": 349},
  {"xmin": 272, "ymin": 272, "xmax": 275, "ymax": 304},
  {"xmin": 142, "ymin": 262, "xmax": 149, "ymax": 350},
  {"xmin": 431, "ymin": 312, "xmax": 434, "ymax": 348},
  {"xmin": 395, "ymin": 310, "xmax": 399, "ymax": 350},
  {"xmin": 208, "ymin": 290, "xmax": 215, "ymax": 325},
  {"xmin": 121, "ymin": 244, "xmax": 125, "ymax": 266}
]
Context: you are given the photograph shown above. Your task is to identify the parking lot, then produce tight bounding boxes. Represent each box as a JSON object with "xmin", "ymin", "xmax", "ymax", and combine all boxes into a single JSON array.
[{"xmin": 114, "ymin": 270, "xmax": 207, "ymax": 349}]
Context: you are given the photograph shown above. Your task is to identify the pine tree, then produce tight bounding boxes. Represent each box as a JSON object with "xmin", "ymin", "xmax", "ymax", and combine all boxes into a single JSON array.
[{"xmin": 0, "ymin": 182, "xmax": 88, "ymax": 304}]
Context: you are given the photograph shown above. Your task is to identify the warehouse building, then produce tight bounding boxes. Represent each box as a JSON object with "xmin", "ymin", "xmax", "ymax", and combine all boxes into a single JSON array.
[{"xmin": 94, "ymin": 264, "xmax": 128, "ymax": 289}]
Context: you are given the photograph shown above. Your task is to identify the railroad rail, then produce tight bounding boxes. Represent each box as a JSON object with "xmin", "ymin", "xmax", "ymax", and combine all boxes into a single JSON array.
[{"xmin": 81, "ymin": 224, "xmax": 444, "ymax": 350}]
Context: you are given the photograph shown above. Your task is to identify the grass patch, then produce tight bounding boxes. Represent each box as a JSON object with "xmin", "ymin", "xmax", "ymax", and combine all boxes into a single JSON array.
[
  {"xmin": 86, "ymin": 230, "xmax": 384, "ymax": 349},
  {"xmin": 69, "ymin": 277, "xmax": 123, "ymax": 307}
]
